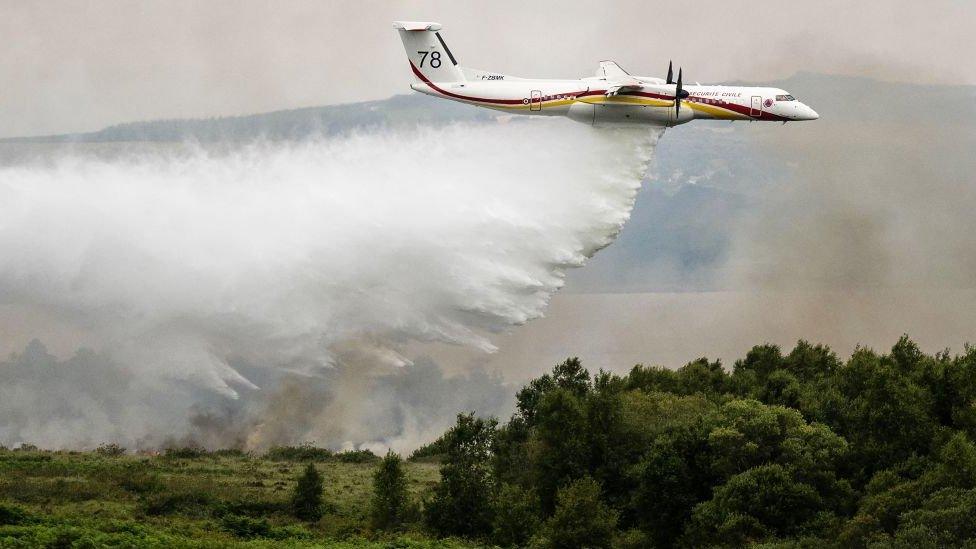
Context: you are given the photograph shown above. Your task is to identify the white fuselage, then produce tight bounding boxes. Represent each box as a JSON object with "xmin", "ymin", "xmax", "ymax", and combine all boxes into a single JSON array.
[
  {"xmin": 394, "ymin": 21, "xmax": 818, "ymax": 127},
  {"xmin": 409, "ymin": 69, "xmax": 818, "ymax": 127}
]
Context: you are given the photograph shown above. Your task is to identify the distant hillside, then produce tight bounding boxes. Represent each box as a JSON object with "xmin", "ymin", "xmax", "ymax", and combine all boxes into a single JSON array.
[{"xmin": 1, "ymin": 94, "xmax": 495, "ymax": 143}]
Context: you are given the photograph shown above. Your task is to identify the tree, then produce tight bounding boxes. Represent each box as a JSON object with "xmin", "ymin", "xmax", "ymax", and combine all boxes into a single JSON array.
[
  {"xmin": 291, "ymin": 463, "xmax": 324, "ymax": 521},
  {"xmin": 492, "ymin": 483, "xmax": 541, "ymax": 547},
  {"xmin": 370, "ymin": 450, "xmax": 409, "ymax": 530},
  {"xmin": 424, "ymin": 413, "xmax": 497, "ymax": 538},
  {"xmin": 538, "ymin": 477, "xmax": 618, "ymax": 549},
  {"xmin": 684, "ymin": 464, "xmax": 824, "ymax": 546},
  {"xmin": 532, "ymin": 387, "xmax": 590, "ymax": 513},
  {"xmin": 832, "ymin": 346, "xmax": 937, "ymax": 480},
  {"xmin": 632, "ymin": 430, "xmax": 711, "ymax": 547}
]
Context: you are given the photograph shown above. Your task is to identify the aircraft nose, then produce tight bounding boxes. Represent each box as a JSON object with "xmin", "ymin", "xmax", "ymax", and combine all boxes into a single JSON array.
[{"xmin": 798, "ymin": 103, "xmax": 819, "ymax": 120}]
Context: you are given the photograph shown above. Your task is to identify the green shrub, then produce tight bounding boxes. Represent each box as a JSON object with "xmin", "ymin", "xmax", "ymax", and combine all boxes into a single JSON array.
[
  {"xmin": 0, "ymin": 503, "xmax": 31, "ymax": 525},
  {"xmin": 424, "ymin": 413, "xmax": 497, "ymax": 538},
  {"xmin": 95, "ymin": 443, "xmax": 126, "ymax": 456},
  {"xmin": 335, "ymin": 449, "xmax": 380, "ymax": 464},
  {"xmin": 266, "ymin": 443, "xmax": 333, "ymax": 462},
  {"xmin": 410, "ymin": 436, "xmax": 448, "ymax": 461},
  {"xmin": 291, "ymin": 462, "xmax": 324, "ymax": 521},
  {"xmin": 370, "ymin": 451, "xmax": 409, "ymax": 530},
  {"xmin": 492, "ymin": 484, "xmax": 540, "ymax": 547},
  {"xmin": 220, "ymin": 514, "xmax": 272, "ymax": 539},
  {"xmin": 538, "ymin": 477, "xmax": 618, "ymax": 549},
  {"xmin": 163, "ymin": 446, "xmax": 209, "ymax": 459}
]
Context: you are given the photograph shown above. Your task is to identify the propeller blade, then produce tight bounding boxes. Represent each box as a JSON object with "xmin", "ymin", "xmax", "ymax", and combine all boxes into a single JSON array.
[
  {"xmin": 666, "ymin": 61, "xmax": 673, "ymax": 85},
  {"xmin": 675, "ymin": 68, "xmax": 683, "ymax": 118}
]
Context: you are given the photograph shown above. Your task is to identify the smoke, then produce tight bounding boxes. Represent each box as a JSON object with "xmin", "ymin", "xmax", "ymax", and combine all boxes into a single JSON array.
[
  {"xmin": 446, "ymin": 76, "xmax": 976, "ymax": 380},
  {"xmin": 0, "ymin": 120, "xmax": 660, "ymax": 450}
]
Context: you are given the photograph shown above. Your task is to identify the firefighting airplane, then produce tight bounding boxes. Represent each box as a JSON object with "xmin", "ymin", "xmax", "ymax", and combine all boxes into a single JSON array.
[{"xmin": 394, "ymin": 21, "xmax": 818, "ymax": 126}]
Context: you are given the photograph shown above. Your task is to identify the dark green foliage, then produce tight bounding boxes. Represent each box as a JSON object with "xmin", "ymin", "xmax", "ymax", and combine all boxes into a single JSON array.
[
  {"xmin": 532, "ymin": 387, "xmax": 590, "ymax": 513},
  {"xmin": 424, "ymin": 413, "xmax": 497, "ymax": 538},
  {"xmin": 491, "ymin": 484, "xmax": 540, "ymax": 546},
  {"xmin": 410, "ymin": 436, "xmax": 449, "ymax": 461},
  {"xmin": 0, "ymin": 503, "xmax": 31, "ymax": 525},
  {"xmin": 335, "ymin": 449, "xmax": 380, "ymax": 464},
  {"xmin": 685, "ymin": 464, "xmax": 825, "ymax": 546},
  {"xmin": 163, "ymin": 446, "xmax": 208, "ymax": 459},
  {"xmin": 94, "ymin": 443, "xmax": 125, "ymax": 456},
  {"xmin": 220, "ymin": 514, "xmax": 272, "ymax": 539},
  {"xmin": 370, "ymin": 451, "xmax": 409, "ymax": 530},
  {"xmin": 267, "ymin": 443, "xmax": 333, "ymax": 462},
  {"xmin": 418, "ymin": 337, "xmax": 976, "ymax": 547},
  {"xmin": 632, "ymin": 427, "xmax": 712, "ymax": 546},
  {"xmin": 291, "ymin": 463, "xmax": 324, "ymax": 522},
  {"xmin": 537, "ymin": 477, "xmax": 618, "ymax": 549}
]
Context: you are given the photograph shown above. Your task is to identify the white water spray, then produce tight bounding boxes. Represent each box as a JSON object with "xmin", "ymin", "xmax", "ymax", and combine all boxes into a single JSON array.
[{"xmin": 0, "ymin": 119, "xmax": 660, "ymax": 449}]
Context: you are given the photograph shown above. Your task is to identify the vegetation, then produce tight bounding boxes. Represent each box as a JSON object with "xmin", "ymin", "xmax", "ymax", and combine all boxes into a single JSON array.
[
  {"xmin": 0, "ymin": 446, "xmax": 452, "ymax": 547},
  {"xmin": 424, "ymin": 336, "xmax": 976, "ymax": 547},
  {"xmin": 370, "ymin": 451, "xmax": 411, "ymax": 531},
  {"xmin": 3, "ymin": 336, "xmax": 976, "ymax": 547},
  {"xmin": 291, "ymin": 463, "xmax": 325, "ymax": 522}
]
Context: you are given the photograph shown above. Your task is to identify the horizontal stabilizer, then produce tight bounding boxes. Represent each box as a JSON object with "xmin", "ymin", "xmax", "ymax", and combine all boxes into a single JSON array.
[{"xmin": 393, "ymin": 21, "xmax": 442, "ymax": 31}]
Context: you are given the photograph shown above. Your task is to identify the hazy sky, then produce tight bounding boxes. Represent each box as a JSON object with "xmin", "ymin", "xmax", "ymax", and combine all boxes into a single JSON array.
[{"xmin": 3, "ymin": 0, "xmax": 974, "ymax": 138}]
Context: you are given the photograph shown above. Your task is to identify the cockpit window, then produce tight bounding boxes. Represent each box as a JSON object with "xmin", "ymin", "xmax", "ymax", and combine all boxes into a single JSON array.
[{"xmin": 775, "ymin": 94, "xmax": 796, "ymax": 101}]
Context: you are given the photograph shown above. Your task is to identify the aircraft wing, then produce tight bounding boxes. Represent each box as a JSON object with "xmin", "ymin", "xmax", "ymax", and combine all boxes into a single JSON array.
[
  {"xmin": 598, "ymin": 61, "xmax": 644, "ymax": 96},
  {"xmin": 605, "ymin": 75, "xmax": 644, "ymax": 96}
]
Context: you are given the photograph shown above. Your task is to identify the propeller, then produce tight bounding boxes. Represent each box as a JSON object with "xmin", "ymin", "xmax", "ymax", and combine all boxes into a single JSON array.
[
  {"xmin": 674, "ymin": 67, "xmax": 690, "ymax": 119},
  {"xmin": 666, "ymin": 61, "xmax": 674, "ymax": 85}
]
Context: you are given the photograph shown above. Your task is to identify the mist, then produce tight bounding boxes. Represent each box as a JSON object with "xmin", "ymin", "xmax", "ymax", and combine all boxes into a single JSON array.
[{"xmin": 0, "ymin": 120, "xmax": 660, "ymax": 450}]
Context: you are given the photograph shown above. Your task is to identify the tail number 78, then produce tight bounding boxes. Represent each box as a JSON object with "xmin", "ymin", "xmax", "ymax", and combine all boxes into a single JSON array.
[{"xmin": 418, "ymin": 51, "xmax": 442, "ymax": 68}]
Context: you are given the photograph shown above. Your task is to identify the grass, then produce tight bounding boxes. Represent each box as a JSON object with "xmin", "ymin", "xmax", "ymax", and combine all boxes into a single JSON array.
[{"xmin": 0, "ymin": 447, "xmax": 480, "ymax": 548}]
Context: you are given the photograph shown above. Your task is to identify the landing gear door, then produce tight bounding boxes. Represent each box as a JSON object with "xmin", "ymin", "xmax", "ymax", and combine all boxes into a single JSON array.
[
  {"xmin": 750, "ymin": 96, "xmax": 762, "ymax": 117},
  {"xmin": 530, "ymin": 90, "xmax": 542, "ymax": 111}
]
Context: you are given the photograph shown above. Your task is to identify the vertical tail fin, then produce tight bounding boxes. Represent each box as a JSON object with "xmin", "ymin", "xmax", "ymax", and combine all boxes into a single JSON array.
[{"xmin": 393, "ymin": 21, "xmax": 465, "ymax": 83}]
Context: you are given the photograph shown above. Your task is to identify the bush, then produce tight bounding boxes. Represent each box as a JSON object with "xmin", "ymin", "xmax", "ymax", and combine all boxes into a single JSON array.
[
  {"xmin": 0, "ymin": 503, "xmax": 31, "ymax": 525},
  {"xmin": 370, "ymin": 451, "xmax": 409, "ymax": 530},
  {"xmin": 266, "ymin": 443, "xmax": 333, "ymax": 462},
  {"xmin": 492, "ymin": 484, "xmax": 540, "ymax": 547},
  {"xmin": 424, "ymin": 413, "xmax": 497, "ymax": 538},
  {"xmin": 685, "ymin": 464, "xmax": 824, "ymax": 546},
  {"xmin": 95, "ymin": 443, "xmax": 126, "ymax": 456},
  {"xmin": 220, "ymin": 514, "xmax": 272, "ymax": 539},
  {"xmin": 291, "ymin": 462, "xmax": 324, "ymax": 522},
  {"xmin": 335, "ymin": 449, "xmax": 380, "ymax": 464},
  {"xmin": 538, "ymin": 477, "xmax": 618, "ymax": 549},
  {"xmin": 163, "ymin": 446, "xmax": 208, "ymax": 459},
  {"xmin": 409, "ymin": 436, "xmax": 448, "ymax": 461}
]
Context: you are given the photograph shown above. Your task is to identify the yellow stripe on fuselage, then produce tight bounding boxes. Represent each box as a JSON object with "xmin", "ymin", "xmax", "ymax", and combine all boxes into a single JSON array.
[
  {"xmin": 432, "ymin": 86, "xmax": 753, "ymax": 119},
  {"xmin": 685, "ymin": 101, "xmax": 751, "ymax": 120}
]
